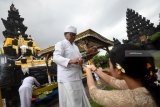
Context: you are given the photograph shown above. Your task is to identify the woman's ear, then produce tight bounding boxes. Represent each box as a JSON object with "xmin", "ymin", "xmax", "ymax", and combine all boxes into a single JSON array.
[{"xmin": 117, "ymin": 69, "xmax": 122, "ymax": 75}]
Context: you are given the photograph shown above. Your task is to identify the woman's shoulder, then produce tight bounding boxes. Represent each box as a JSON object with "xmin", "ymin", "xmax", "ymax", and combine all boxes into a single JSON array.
[
  {"xmin": 89, "ymin": 86, "xmax": 156, "ymax": 107},
  {"xmin": 121, "ymin": 87, "xmax": 149, "ymax": 96},
  {"xmin": 112, "ymin": 87, "xmax": 155, "ymax": 106}
]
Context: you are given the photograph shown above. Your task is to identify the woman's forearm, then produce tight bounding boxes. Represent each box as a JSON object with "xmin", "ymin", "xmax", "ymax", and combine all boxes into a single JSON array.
[
  {"xmin": 95, "ymin": 70, "xmax": 128, "ymax": 89},
  {"xmin": 95, "ymin": 70, "xmax": 112, "ymax": 84},
  {"xmin": 86, "ymin": 70, "xmax": 96, "ymax": 88}
]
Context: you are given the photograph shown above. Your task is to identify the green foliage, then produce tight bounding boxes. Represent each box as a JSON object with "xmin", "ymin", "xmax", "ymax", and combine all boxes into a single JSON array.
[
  {"xmin": 90, "ymin": 99, "xmax": 103, "ymax": 107},
  {"xmin": 92, "ymin": 54, "xmax": 109, "ymax": 68},
  {"xmin": 152, "ymin": 51, "xmax": 160, "ymax": 68},
  {"xmin": 149, "ymin": 32, "xmax": 160, "ymax": 42},
  {"xmin": 102, "ymin": 86, "xmax": 115, "ymax": 90}
]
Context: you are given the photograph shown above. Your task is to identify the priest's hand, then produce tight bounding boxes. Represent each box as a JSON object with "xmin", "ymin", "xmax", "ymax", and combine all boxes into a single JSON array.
[
  {"xmin": 69, "ymin": 57, "xmax": 84, "ymax": 65},
  {"xmin": 69, "ymin": 58, "xmax": 79, "ymax": 64},
  {"xmin": 78, "ymin": 58, "xmax": 83, "ymax": 65}
]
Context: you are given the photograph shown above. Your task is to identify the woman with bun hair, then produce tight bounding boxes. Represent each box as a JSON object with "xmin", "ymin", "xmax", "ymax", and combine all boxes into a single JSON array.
[{"xmin": 83, "ymin": 44, "xmax": 160, "ymax": 107}]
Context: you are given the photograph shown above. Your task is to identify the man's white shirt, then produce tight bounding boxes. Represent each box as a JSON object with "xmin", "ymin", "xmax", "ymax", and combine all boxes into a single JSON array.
[{"xmin": 53, "ymin": 39, "xmax": 82, "ymax": 82}]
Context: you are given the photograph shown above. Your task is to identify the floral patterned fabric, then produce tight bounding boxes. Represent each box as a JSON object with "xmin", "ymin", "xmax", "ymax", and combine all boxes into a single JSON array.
[{"xmin": 89, "ymin": 77, "xmax": 157, "ymax": 107}]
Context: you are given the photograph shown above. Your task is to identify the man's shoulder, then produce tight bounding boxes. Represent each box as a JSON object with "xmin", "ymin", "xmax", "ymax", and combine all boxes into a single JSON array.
[
  {"xmin": 56, "ymin": 39, "xmax": 68, "ymax": 46},
  {"xmin": 56, "ymin": 39, "xmax": 66, "ymax": 44}
]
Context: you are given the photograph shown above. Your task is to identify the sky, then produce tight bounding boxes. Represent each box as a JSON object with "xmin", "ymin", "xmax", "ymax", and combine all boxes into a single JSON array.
[{"xmin": 0, "ymin": 0, "xmax": 160, "ymax": 49}]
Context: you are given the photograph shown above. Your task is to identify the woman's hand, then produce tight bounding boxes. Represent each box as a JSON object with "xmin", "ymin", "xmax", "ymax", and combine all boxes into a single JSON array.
[
  {"xmin": 83, "ymin": 64, "xmax": 98, "ymax": 73},
  {"xmin": 85, "ymin": 64, "xmax": 100, "ymax": 72},
  {"xmin": 89, "ymin": 65, "xmax": 97, "ymax": 71},
  {"xmin": 83, "ymin": 65, "xmax": 92, "ymax": 73},
  {"xmin": 97, "ymin": 67, "xmax": 103, "ymax": 72},
  {"xmin": 83, "ymin": 64, "xmax": 97, "ymax": 89}
]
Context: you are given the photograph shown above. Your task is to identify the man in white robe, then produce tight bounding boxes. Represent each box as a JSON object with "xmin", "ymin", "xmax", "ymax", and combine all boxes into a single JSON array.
[
  {"xmin": 53, "ymin": 25, "xmax": 91, "ymax": 107},
  {"xmin": 19, "ymin": 76, "xmax": 40, "ymax": 107}
]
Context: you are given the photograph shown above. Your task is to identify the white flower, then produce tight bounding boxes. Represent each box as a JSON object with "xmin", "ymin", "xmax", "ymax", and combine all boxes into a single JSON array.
[
  {"xmin": 116, "ymin": 63, "xmax": 125, "ymax": 73},
  {"xmin": 154, "ymin": 81, "xmax": 160, "ymax": 86}
]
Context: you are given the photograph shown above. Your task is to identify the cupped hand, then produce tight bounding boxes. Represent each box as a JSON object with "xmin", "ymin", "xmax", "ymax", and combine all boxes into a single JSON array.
[
  {"xmin": 82, "ymin": 65, "xmax": 92, "ymax": 73},
  {"xmin": 69, "ymin": 58, "xmax": 79, "ymax": 64},
  {"xmin": 89, "ymin": 65, "xmax": 97, "ymax": 71},
  {"xmin": 96, "ymin": 67, "xmax": 103, "ymax": 72}
]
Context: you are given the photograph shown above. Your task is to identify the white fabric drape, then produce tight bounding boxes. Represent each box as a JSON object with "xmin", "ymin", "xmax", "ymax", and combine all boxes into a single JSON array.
[{"xmin": 58, "ymin": 81, "xmax": 91, "ymax": 107}]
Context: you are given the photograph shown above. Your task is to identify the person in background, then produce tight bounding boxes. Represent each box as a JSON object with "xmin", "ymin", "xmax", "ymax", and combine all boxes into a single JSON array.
[
  {"xmin": 156, "ymin": 68, "xmax": 160, "ymax": 81},
  {"xmin": 19, "ymin": 74, "xmax": 40, "ymax": 107},
  {"xmin": 83, "ymin": 44, "xmax": 160, "ymax": 107},
  {"xmin": 53, "ymin": 25, "xmax": 91, "ymax": 107}
]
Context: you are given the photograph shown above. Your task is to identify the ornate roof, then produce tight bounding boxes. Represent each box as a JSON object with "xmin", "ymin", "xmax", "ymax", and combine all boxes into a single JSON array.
[
  {"xmin": 1, "ymin": 4, "xmax": 28, "ymax": 38},
  {"xmin": 37, "ymin": 46, "xmax": 54, "ymax": 56},
  {"xmin": 126, "ymin": 8, "xmax": 157, "ymax": 42},
  {"xmin": 38, "ymin": 29, "xmax": 113, "ymax": 56},
  {"xmin": 75, "ymin": 29, "xmax": 113, "ymax": 52}
]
